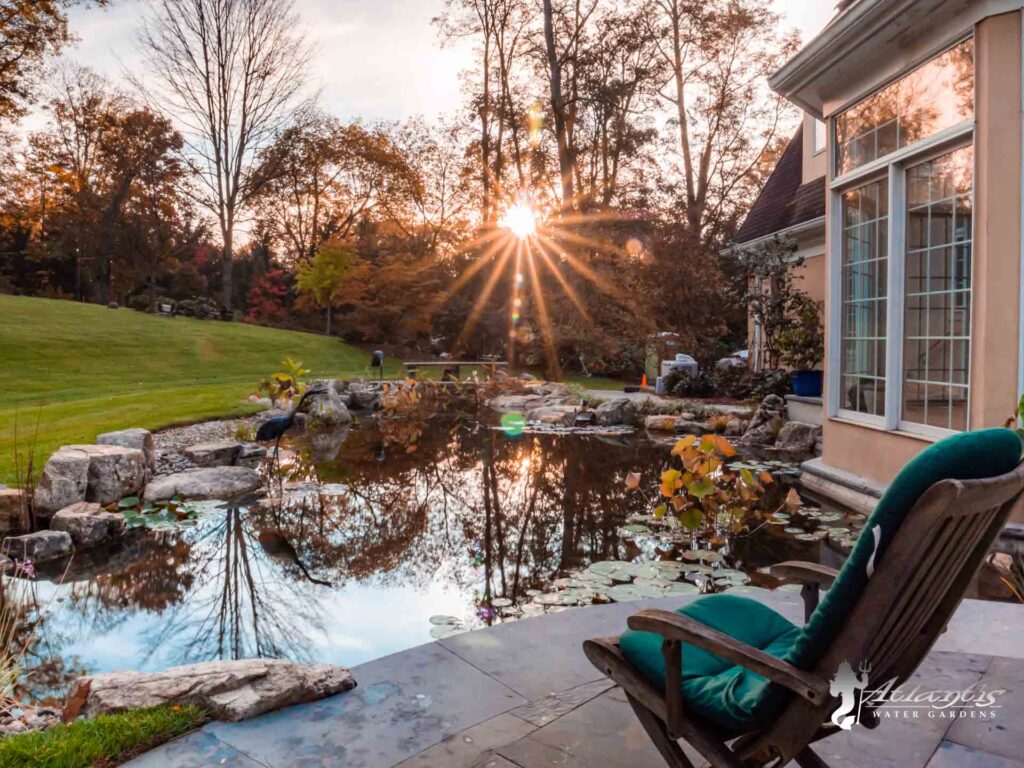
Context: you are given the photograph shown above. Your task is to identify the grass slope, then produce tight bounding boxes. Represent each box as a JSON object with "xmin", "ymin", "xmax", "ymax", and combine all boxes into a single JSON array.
[{"xmin": 0, "ymin": 295, "xmax": 391, "ymax": 484}]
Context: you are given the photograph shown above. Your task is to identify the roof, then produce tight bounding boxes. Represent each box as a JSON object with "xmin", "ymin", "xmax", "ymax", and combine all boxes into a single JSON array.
[{"xmin": 733, "ymin": 125, "xmax": 825, "ymax": 246}]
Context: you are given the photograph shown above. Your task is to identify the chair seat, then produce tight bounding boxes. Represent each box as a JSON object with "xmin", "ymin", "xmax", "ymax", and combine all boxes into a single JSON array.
[{"xmin": 619, "ymin": 594, "xmax": 800, "ymax": 732}]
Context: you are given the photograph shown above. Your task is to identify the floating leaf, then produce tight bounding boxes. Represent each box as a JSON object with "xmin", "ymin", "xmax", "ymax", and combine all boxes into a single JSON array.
[
  {"xmin": 671, "ymin": 435, "xmax": 697, "ymax": 455},
  {"xmin": 686, "ymin": 478, "xmax": 714, "ymax": 500},
  {"xmin": 660, "ymin": 469, "xmax": 682, "ymax": 497},
  {"xmin": 679, "ymin": 506, "xmax": 702, "ymax": 530}
]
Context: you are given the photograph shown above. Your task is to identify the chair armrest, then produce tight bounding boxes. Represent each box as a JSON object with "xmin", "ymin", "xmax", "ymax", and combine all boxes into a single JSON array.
[
  {"xmin": 770, "ymin": 561, "xmax": 840, "ymax": 586},
  {"xmin": 626, "ymin": 609, "xmax": 829, "ymax": 705},
  {"xmin": 771, "ymin": 561, "xmax": 840, "ymax": 621}
]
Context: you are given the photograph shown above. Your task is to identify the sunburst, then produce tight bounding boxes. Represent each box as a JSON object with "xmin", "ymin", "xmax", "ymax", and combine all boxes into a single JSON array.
[{"xmin": 440, "ymin": 191, "xmax": 638, "ymax": 377}]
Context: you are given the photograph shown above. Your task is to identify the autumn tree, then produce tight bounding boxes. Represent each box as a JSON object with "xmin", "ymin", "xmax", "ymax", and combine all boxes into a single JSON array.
[
  {"xmin": 136, "ymin": 0, "xmax": 310, "ymax": 312},
  {"xmin": 0, "ymin": 1, "xmax": 108, "ymax": 123},
  {"xmin": 295, "ymin": 239, "xmax": 351, "ymax": 335},
  {"xmin": 253, "ymin": 111, "xmax": 419, "ymax": 265}
]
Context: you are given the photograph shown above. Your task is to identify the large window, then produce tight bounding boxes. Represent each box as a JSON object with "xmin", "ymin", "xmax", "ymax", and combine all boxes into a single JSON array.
[
  {"xmin": 835, "ymin": 39, "xmax": 974, "ymax": 175},
  {"xmin": 840, "ymin": 179, "xmax": 888, "ymax": 416},
  {"xmin": 831, "ymin": 38, "xmax": 974, "ymax": 435},
  {"xmin": 902, "ymin": 146, "xmax": 973, "ymax": 431}
]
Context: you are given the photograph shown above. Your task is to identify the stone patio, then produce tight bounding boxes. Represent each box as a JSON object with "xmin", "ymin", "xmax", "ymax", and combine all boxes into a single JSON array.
[{"xmin": 126, "ymin": 590, "xmax": 1024, "ymax": 768}]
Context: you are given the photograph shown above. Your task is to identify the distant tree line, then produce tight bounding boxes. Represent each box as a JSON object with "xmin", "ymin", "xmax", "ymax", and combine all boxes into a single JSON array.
[{"xmin": 0, "ymin": 0, "xmax": 798, "ymax": 376}]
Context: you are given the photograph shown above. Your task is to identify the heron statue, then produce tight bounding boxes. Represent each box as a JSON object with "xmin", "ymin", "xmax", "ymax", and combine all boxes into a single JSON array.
[{"xmin": 256, "ymin": 387, "xmax": 326, "ymax": 454}]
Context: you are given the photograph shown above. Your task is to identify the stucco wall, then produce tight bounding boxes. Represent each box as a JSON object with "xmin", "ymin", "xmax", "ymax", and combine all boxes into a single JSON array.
[
  {"xmin": 821, "ymin": 10, "xmax": 1022, "ymax": 488},
  {"xmin": 802, "ymin": 113, "xmax": 827, "ymax": 183}
]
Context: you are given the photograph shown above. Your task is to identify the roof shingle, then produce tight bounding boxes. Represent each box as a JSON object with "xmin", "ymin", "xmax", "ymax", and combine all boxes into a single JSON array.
[{"xmin": 734, "ymin": 126, "xmax": 825, "ymax": 245}]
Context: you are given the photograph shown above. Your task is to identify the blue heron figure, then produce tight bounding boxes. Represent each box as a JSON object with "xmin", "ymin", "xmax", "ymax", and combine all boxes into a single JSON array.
[{"xmin": 256, "ymin": 387, "xmax": 326, "ymax": 454}]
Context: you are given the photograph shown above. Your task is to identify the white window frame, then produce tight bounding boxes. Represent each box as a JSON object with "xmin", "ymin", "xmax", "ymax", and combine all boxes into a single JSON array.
[{"xmin": 827, "ymin": 102, "xmax": 976, "ymax": 439}]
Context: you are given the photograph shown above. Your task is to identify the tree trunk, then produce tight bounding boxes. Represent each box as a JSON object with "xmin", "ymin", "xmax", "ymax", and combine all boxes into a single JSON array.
[
  {"xmin": 222, "ymin": 226, "xmax": 234, "ymax": 314},
  {"xmin": 325, "ymin": 304, "xmax": 332, "ymax": 336},
  {"xmin": 542, "ymin": 0, "xmax": 574, "ymax": 210}
]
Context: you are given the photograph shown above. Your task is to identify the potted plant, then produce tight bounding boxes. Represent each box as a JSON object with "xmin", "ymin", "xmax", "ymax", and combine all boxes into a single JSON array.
[{"xmin": 777, "ymin": 294, "xmax": 824, "ymax": 397}]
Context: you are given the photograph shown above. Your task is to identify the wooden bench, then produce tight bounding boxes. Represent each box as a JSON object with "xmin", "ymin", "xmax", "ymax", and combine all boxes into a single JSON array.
[{"xmin": 403, "ymin": 360, "xmax": 508, "ymax": 381}]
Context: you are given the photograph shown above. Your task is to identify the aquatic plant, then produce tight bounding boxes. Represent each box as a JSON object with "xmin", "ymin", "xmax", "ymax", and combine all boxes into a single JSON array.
[{"xmin": 627, "ymin": 434, "xmax": 771, "ymax": 535}]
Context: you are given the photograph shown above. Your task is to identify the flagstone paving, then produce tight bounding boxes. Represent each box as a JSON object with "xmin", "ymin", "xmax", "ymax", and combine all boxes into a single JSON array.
[{"xmin": 125, "ymin": 591, "xmax": 1024, "ymax": 768}]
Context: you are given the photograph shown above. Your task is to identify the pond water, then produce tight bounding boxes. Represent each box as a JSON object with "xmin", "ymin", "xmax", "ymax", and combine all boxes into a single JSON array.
[{"xmin": 14, "ymin": 417, "xmax": 863, "ymax": 703}]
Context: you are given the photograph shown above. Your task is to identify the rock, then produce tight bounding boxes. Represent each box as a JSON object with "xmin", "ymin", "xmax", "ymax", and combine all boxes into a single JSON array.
[
  {"xmin": 2, "ymin": 530, "xmax": 73, "ymax": 563},
  {"xmin": 724, "ymin": 418, "xmax": 746, "ymax": 437},
  {"xmin": 775, "ymin": 421, "xmax": 821, "ymax": 452},
  {"xmin": 348, "ymin": 384, "xmax": 381, "ymax": 411},
  {"xmin": 674, "ymin": 420, "xmax": 708, "ymax": 436},
  {"xmin": 62, "ymin": 445, "xmax": 146, "ymax": 506},
  {"xmin": 144, "ymin": 467, "xmax": 261, "ymax": 503},
  {"xmin": 65, "ymin": 659, "xmax": 357, "ymax": 723},
  {"xmin": 573, "ymin": 410, "xmax": 595, "ymax": 426},
  {"xmin": 50, "ymin": 502, "xmax": 125, "ymax": 548},
  {"xmin": 527, "ymin": 405, "xmax": 577, "ymax": 425},
  {"xmin": 739, "ymin": 394, "xmax": 786, "ymax": 445},
  {"xmin": 306, "ymin": 388, "xmax": 353, "ymax": 428},
  {"xmin": 644, "ymin": 415, "xmax": 679, "ymax": 432},
  {"xmin": 95, "ymin": 429, "xmax": 155, "ymax": 474},
  {"xmin": 489, "ymin": 394, "xmax": 543, "ymax": 412},
  {"xmin": 183, "ymin": 441, "xmax": 243, "ymax": 467},
  {"xmin": 519, "ymin": 372, "xmax": 538, "ymax": 381},
  {"xmin": 34, "ymin": 448, "xmax": 91, "ymax": 516},
  {"xmin": 0, "ymin": 489, "xmax": 29, "ymax": 533},
  {"xmin": 594, "ymin": 398, "xmax": 637, "ymax": 426},
  {"xmin": 236, "ymin": 443, "xmax": 267, "ymax": 469}
]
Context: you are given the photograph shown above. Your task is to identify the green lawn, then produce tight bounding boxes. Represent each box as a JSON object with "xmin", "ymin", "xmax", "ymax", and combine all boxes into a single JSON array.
[
  {"xmin": 0, "ymin": 295, "xmax": 395, "ymax": 484},
  {"xmin": 0, "ymin": 705, "xmax": 205, "ymax": 768}
]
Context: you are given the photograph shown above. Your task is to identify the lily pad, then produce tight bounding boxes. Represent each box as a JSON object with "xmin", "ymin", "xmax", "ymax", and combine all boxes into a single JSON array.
[
  {"xmin": 430, "ymin": 624, "xmax": 466, "ymax": 640},
  {"xmin": 606, "ymin": 584, "xmax": 645, "ymax": 601},
  {"xmin": 429, "ymin": 615, "xmax": 461, "ymax": 626}
]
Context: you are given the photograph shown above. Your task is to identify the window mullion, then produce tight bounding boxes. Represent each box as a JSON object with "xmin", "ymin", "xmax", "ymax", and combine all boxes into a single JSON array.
[{"xmin": 885, "ymin": 163, "xmax": 905, "ymax": 431}]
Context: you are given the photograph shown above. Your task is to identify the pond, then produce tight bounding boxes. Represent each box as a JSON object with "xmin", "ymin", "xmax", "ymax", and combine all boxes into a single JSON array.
[{"xmin": 11, "ymin": 416, "xmax": 866, "ymax": 703}]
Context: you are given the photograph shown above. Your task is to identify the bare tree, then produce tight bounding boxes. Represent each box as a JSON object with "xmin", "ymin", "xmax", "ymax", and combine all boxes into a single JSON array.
[
  {"xmin": 650, "ymin": 0, "xmax": 798, "ymax": 245},
  {"xmin": 135, "ymin": 0, "xmax": 310, "ymax": 311}
]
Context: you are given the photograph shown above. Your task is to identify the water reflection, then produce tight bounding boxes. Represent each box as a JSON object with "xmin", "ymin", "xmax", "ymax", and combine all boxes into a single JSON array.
[{"xmin": 24, "ymin": 421, "xmax": 678, "ymax": 699}]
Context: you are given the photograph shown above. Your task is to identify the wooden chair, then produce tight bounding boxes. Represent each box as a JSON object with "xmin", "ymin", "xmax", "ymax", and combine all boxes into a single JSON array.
[{"xmin": 584, "ymin": 432, "xmax": 1024, "ymax": 768}]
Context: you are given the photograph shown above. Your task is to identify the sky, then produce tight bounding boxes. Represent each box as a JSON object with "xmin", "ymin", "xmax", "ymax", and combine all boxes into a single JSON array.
[{"xmin": 56, "ymin": 0, "xmax": 838, "ymax": 126}]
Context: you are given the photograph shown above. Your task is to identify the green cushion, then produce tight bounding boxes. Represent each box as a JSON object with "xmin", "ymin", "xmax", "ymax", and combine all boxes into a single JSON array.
[
  {"xmin": 787, "ymin": 427, "xmax": 1022, "ymax": 667},
  {"xmin": 619, "ymin": 594, "xmax": 801, "ymax": 731},
  {"xmin": 618, "ymin": 429, "xmax": 1022, "ymax": 733}
]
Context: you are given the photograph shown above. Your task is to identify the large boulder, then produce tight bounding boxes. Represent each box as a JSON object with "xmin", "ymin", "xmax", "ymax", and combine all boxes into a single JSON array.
[
  {"xmin": 775, "ymin": 421, "xmax": 822, "ymax": 453},
  {"xmin": 95, "ymin": 429, "xmax": 155, "ymax": 474},
  {"xmin": 50, "ymin": 502, "xmax": 125, "ymax": 548},
  {"xmin": 0, "ymin": 489, "xmax": 29, "ymax": 533},
  {"xmin": 594, "ymin": 397, "xmax": 637, "ymax": 426},
  {"xmin": 183, "ymin": 441, "xmax": 243, "ymax": 467},
  {"xmin": 2, "ymin": 530, "xmax": 73, "ymax": 563},
  {"xmin": 306, "ymin": 388, "xmax": 353, "ymax": 428},
  {"xmin": 63, "ymin": 659, "xmax": 356, "ymax": 723},
  {"xmin": 143, "ymin": 467, "xmax": 261, "ymax": 503},
  {"xmin": 34, "ymin": 448, "xmax": 90, "ymax": 516},
  {"xmin": 739, "ymin": 395, "xmax": 786, "ymax": 445},
  {"xmin": 64, "ymin": 444, "xmax": 146, "ymax": 506}
]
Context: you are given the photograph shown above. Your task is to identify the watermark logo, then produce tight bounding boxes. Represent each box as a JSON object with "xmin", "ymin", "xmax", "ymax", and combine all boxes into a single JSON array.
[{"xmin": 828, "ymin": 660, "xmax": 1008, "ymax": 728}]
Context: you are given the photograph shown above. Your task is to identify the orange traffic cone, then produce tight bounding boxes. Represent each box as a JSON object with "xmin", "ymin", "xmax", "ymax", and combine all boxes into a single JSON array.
[{"xmin": 641, "ymin": 373, "xmax": 648, "ymax": 387}]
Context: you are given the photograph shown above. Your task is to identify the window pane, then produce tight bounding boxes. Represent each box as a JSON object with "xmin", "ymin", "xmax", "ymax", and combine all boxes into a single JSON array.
[
  {"xmin": 836, "ymin": 39, "xmax": 973, "ymax": 174},
  {"xmin": 840, "ymin": 178, "xmax": 889, "ymax": 417},
  {"xmin": 901, "ymin": 146, "xmax": 973, "ymax": 430}
]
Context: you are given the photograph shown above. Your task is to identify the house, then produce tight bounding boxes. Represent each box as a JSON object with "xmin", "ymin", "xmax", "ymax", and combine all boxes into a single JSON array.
[{"xmin": 741, "ymin": 1, "xmax": 1022, "ymax": 517}]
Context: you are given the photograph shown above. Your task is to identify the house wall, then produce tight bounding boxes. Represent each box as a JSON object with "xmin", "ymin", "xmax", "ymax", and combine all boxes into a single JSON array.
[
  {"xmin": 821, "ymin": 10, "xmax": 1023, "ymax": 489},
  {"xmin": 802, "ymin": 113, "xmax": 827, "ymax": 184}
]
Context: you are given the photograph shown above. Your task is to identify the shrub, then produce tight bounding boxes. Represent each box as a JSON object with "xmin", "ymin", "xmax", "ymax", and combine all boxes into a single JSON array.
[{"xmin": 666, "ymin": 365, "xmax": 790, "ymax": 401}]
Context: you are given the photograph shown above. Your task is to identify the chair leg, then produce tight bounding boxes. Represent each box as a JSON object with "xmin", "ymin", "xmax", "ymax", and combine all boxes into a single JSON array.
[
  {"xmin": 794, "ymin": 746, "xmax": 831, "ymax": 768},
  {"xmin": 625, "ymin": 694, "xmax": 696, "ymax": 768}
]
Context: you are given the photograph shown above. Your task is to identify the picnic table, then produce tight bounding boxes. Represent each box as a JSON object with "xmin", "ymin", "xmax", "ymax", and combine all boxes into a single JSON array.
[{"xmin": 403, "ymin": 359, "xmax": 508, "ymax": 381}]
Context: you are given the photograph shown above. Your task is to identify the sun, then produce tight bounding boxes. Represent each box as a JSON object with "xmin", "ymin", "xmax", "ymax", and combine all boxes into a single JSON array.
[{"xmin": 499, "ymin": 202, "xmax": 537, "ymax": 239}]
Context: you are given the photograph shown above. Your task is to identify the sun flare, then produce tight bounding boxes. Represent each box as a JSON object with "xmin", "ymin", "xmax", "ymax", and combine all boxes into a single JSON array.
[{"xmin": 499, "ymin": 203, "xmax": 537, "ymax": 240}]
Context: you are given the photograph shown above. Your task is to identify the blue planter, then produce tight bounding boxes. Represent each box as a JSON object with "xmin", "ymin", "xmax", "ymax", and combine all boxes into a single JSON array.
[{"xmin": 791, "ymin": 370, "xmax": 823, "ymax": 397}]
